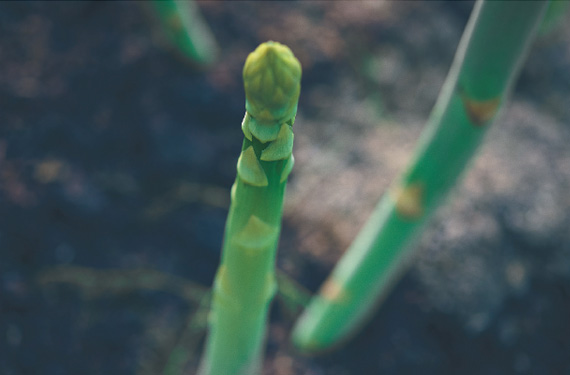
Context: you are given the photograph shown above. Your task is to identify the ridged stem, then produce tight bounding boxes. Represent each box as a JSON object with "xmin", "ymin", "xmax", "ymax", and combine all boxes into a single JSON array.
[{"xmin": 292, "ymin": 0, "xmax": 548, "ymax": 353}]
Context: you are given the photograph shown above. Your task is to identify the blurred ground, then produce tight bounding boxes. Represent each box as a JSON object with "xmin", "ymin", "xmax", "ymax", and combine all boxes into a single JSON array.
[{"xmin": 1, "ymin": 2, "xmax": 569, "ymax": 375}]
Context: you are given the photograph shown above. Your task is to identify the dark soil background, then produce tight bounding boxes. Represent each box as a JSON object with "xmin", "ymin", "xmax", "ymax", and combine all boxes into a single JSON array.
[{"xmin": 1, "ymin": 2, "xmax": 570, "ymax": 375}]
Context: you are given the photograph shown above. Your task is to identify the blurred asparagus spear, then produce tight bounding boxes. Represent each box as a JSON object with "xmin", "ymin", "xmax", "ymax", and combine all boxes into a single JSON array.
[
  {"xmin": 539, "ymin": 0, "xmax": 570, "ymax": 35},
  {"xmin": 292, "ymin": 0, "xmax": 548, "ymax": 353},
  {"xmin": 198, "ymin": 41, "xmax": 301, "ymax": 375},
  {"xmin": 150, "ymin": 0, "xmax": 218, "ymax": 66}
]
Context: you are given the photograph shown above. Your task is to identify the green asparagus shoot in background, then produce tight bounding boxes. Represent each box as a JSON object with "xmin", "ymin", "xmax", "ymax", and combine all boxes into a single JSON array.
[
  {"xmin": 292, "ymin": 0, "xmax": 548, "ymax": 353},
  {"xmin": 539, "ymin": 0, "xmax": 570, "ymax": 35},
  {"xmin": 198, "ymin": 41, "xmax": 301, "ymax": 375},
  {"xmin": 150, "ymin": 0, "xmax": 218, "ymax": 66}
]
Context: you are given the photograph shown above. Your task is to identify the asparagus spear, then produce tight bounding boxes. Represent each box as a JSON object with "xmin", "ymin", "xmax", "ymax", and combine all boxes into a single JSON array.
[
  {"xmin": 292, "ymin": 0, "xmax": 548, "ymax": 353},
  {"xmin": 198, "ymin": 41, "xmax": 301, "ymax": 375},
  {"xmin": 539, "ymin": 0, "xmax": 570, "ymax": 35},
  {"xmin": 150, "ymin": 0, "xmax": 218, "ymax": 66}
]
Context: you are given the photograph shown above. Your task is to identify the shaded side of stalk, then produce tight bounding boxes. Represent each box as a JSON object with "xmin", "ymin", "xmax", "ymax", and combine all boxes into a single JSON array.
[
  {"xmin": 198, "ymin": 42, "xmax": 301, "ymax": 375},
  {"xmin": 292, "ymin": 0, "xmax": 548, "ymax": 353},
  {"xmin": 150, "ymin": 0, "xmax": 218, "ymax": 66}
]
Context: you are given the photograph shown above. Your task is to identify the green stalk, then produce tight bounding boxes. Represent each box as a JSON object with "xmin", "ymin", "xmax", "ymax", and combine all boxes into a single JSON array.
[
  {"xmin": 292, "ymin": 0, "xmax": 547, "ymax": 353},
  {"xmin": 198, "ymin": 42, "xmax": 301, "ymax": 375},
  {"xmin": 150, "ymin": 0, "xmax": 218, "ymax": 66},
  {"xmin": 539, "ymin": 0, "xmax": 570, "ymax": 35}
]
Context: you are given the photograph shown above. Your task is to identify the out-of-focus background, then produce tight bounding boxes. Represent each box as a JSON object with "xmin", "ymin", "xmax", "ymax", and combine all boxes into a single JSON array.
[{"xmin": 1, "ymin": 2, "xmax": 570, "ymax": 374}]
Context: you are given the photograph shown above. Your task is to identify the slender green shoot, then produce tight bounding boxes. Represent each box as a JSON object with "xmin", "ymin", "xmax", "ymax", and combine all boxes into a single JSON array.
[
  {"xmin": 150, "ymin": 0, "xmax": 218, "ymax": 66},
  {"xmin": 292, "ymin": 0, "xmax": 548, "ymax": 353},
  {"xmin": 38, "ymin": 265, "xmax": 207, "ymax": 302},
  {"xmin": 198, "ymin": 41, "xmax": 301, "ymax": 375},
  {"xmin": 539, "ymin": 0, "xmax": 570, "ymax": 35}
]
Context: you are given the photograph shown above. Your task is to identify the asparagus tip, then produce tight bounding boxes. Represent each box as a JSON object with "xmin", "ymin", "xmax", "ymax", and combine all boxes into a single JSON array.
[{"xmin": 243, "ymin": 41, "xmax": 301, "ymax": 124}]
